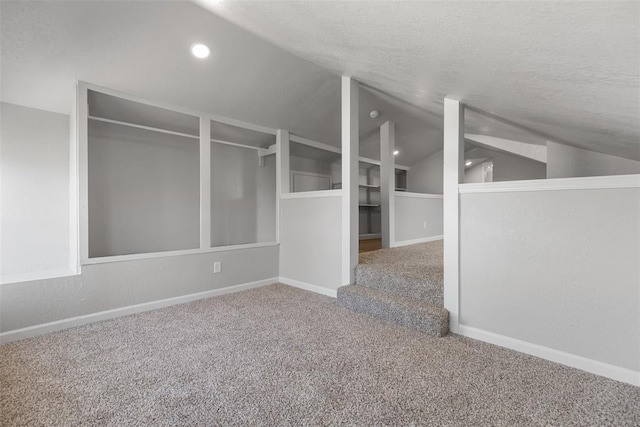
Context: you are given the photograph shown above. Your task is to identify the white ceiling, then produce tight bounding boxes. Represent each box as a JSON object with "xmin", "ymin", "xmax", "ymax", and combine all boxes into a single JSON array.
[
  {"xmin": 201, "ymin": 0, "xmax": 640, "ymax": 161},
  {"xmin": 0, "ymin": 0, "xmax": 442, "ymax": 166}
]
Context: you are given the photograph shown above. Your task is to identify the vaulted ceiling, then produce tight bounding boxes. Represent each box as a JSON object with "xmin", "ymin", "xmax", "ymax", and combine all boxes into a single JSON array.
[
  {"xmin": 2, "ymin": 1, "xmax": 638, "ymax": 165},
  {"xmin": 200, "ymin": 0, "xmax": 640, "ymax": 161}
]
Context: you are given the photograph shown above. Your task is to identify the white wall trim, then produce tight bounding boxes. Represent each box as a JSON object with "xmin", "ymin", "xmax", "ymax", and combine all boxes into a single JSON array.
[
  {"xmin": 0, "ymin": 269, "xmax": 80, "ymax": 286},
  {"xmin": 394, "ymin": 191, "xmax": 443, "ymax": 199},
  {"xmin": 279, "ymin": 277, "xmax": 338, "ymax": 298},
  {"xmin": 459, "ymin": 174, "xmax": 640, "ymax": 194},
  {"xmin": 82, "ymin": 242, "xmax": 279, "ymax": 265},
  {"xmin": 458, "ymin": 325, "xmax": 640, "ymax": 387},
  {"xmin": 392, "ymin": 235, "xmax": 443, "ymax": 248},
  {"xmin": 0, "ymin": 277, "xmax": 278, "ymax": 345},
  {"xmin": 281, "ymin": 189, "xmax": 342, "ymax": 199}
]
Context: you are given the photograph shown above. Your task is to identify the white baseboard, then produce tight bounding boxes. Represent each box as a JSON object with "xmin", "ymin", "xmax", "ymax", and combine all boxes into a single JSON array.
[
  {"xmin": 458, "ymin": 325, "xmax": 640, "ymax": 387},
  {"xmin": 279, "ymin": 277, "xmax": 338, "ymax": 298},
  {"xmin": 0, "ymin": 277, "xmax": 278, "ymax": 345},
  {"xmin": 392, "ymin": 235, "xmax": 443, "ymax": 248}
]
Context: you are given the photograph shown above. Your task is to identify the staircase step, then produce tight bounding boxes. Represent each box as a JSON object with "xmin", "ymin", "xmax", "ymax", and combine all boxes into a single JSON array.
[
  {"xmin": 355, "ymin": 264, "xmax": 443, "ymax": 306},
  {"xmin": 337, "ymin": 284, "xmax": 449, "ymax": 337}
]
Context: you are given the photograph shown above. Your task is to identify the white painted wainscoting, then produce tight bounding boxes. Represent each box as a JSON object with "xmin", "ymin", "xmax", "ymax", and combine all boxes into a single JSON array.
[{"xmin": 457, "ymin": 174, "xmax": 640, "ymax": 386}]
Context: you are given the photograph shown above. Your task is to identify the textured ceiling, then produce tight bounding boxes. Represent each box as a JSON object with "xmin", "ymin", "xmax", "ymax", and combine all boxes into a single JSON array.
[
  {"xmin": 0, "ymin": 0, "xmax": 442, "ymax": 166},
  {"xmin": 200, "ymin": 0, "xmax": 640, "ymax": 161}
]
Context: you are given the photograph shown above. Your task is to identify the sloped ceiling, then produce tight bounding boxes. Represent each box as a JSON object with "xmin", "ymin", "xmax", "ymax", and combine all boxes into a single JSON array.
[
  {"xmin": 199, "ymin": 0, "xmax": 640, "ymax": 161},
  {"xmin": 0, "ymin": 0, "xmax": 443, "ymax": 166}
]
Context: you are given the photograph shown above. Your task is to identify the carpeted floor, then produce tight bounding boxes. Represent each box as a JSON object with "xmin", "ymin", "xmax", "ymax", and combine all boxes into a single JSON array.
[
  {"xmin": 1, "ymin": 284, "xmax": 639, "ymax": 426},
  {"xmin": 357, "ymin": 240, "xmax": 444, "ymax": 305}
]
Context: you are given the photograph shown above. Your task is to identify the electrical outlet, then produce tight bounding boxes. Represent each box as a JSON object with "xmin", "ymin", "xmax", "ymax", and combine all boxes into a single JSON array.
[
  {"xmin": 423, "ymin": 221, "xmax": 427, "ymax": 229},
  {"xmin": 213, "ymin": 262, "xmax": 221, "ymax": 274}
]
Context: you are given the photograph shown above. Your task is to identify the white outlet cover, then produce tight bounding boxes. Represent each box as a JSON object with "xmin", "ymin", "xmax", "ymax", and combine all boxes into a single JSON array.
[{"xmin": 214, "ymin": 262, "xmax": 221, "ymax": 273}]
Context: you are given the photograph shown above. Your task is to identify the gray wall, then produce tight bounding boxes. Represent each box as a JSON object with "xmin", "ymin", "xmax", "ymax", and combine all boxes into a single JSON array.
[
  {"xmin": 463, "ymin": 162, "xmax": 485, "ymax": 183},
  {"xmin": 407, "ymin": 150, "xmax": 443, "ymax": 194},
  {"xmin": 290, "ymin": 155, "xmax": 341, "ymax": 190},
  {"xmin": 257, "ymin": 154, "xmax": 277, "ymax": 242},
  {"xmin": 211, "ymin": 143, "xmax": 275, "ymax": 246},
  {"xmin": 1, "ymin": 103, "xmax": 279, "ymax": 335},
  {"xmin": 547, "ymin": 141, "xmax": 640, "ymax": 178},
  {"xmin": 1, "ymin": 103, "xmax": 71, "ymax": 277},
  {"xmin": 88, "ymin": 120, "xmax": 200, "ymax": 257},
  {"xmin": 280, "ymin": 194, "xmax": 342, "ymax": 290},
  {"xmin": 466, "ymin": 147, "xmax": 546, "ymax": 182},
  {"xmin": 460, "ymin": 187, "xmax": 640, "ymax": 371},
  {"xmin": 0, "ymin": 245, "xmax": 279, "ymax": 332},
  {"xmin": 394, "ymin": 193, "xmax": 443, "ymax": 243}
]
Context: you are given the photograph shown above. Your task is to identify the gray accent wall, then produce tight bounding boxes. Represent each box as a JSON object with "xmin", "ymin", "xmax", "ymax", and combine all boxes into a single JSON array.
[
  {"xmin": 88, "ymin": 120, "xmax": 200, "ymax": 257},
  {"xmin": 0, "ymin": 245, "xmax": 279, "ymax": 333},
  {"xmin": 547, "ymin": 141, "xmax": 640, "ymax": 178},
  {"xmin": 394, "ymin": 194, "xmax": 443, "ymax": 243},
  {"xmin": 1, "ymin": 103, "xmax": 71, "ymax": 277},
  {"xmin": 460, "ymin": 187, "xmax": 640, "ymax": 371},
  {"xmin": 1, "ymin": 103, "xmax": 279, "ymax": 335},
  {"xmin": 465, "ymin": 146, "xmax": 546, "ymax": 182},
  {"xmin": 407, "ymin": 150, "xmax": 443, "ymax": 194}
]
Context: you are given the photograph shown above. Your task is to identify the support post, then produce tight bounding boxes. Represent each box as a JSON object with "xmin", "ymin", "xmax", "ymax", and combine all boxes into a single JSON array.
[
  {"xmin": 276, "ymin": 129, "xmax": 290, "ymax": 243},
  {"xmin": 341, "ymin": 76, "xmax": 359, "ymax": 285},
  {"xmin": 380, "ymin": 120, "xmax": 395, "ymax": 248},
  {"xmin": 199, "ymin": 118, "xmax": 211, "ymax": 249},
  {"xmin": 443, "ymin": 98, "xmax": 464, "ymax": 332}
]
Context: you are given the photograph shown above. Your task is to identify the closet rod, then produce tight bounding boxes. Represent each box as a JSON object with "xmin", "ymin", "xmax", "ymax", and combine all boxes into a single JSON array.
[
  {"xmin": 88, "ymin": 116, "xmax": 263, "ymax": 151},
  {"xmin": 89, "ymin": 116, "xmax": 199, "ymax": 140}
]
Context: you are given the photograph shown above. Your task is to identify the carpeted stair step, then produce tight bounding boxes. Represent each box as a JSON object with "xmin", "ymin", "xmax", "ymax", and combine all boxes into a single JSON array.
[
  {"xmin": 337, "ymin": 284, "xmax": 449, "ymax": 336},
  {"xmin": 355, "ymin": 263, "xmax": 443, "ymax": 306}
]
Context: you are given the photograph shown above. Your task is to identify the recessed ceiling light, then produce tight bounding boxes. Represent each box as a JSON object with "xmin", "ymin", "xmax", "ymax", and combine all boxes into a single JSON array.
[
  {"xmin": 393, "ymin": 150, "xmax": 399, "ymax": 155},
  {"xmin": 191, "ymin": 43, "xmax": 210, "ymax": 59},
  {"xmin": 465, "ymin": 161, "xmax": 472, "ymax": 166}
]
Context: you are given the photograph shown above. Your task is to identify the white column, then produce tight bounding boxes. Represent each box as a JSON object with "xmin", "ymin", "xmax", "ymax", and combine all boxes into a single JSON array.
[
  {"xmin": 70, "ymin": 83, "xmax": 82, "ymax": 270},
  {"xmin": 443, "ymin": 98, "xmax": 464, "ymax": 332},
  {"xmin": 77, "ymin": 83, "xmax": 89, "ymax": 264},
  {"xmin": 276, "ymin": 129, "xmax": 290, "ymax": 243},
  {"xmin": 199, "ymin": 118, "xmax": 211, "ymax": 249},
  {"xmin": 341, "ymin": 76, "xmax": 359, "ymax": 285},
  {"xmin": 380, "ymin": 120, "xmax": 395, "ymax": 248}
]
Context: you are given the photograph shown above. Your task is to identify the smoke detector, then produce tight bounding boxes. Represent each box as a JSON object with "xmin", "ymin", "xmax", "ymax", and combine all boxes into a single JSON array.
[{"xmin": 369, "ymin": 110, "xmax": 380, "ymax": 119}]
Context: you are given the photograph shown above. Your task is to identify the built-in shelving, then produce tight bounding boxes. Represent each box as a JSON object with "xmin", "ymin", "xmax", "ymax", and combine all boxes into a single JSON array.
[
  {"xmin": 331, "ymin": 183, "xmax": 381, "ymax": 190},
  {"xmin": 359, "ymin": 204, "xmax": 380, "ymax": 207}
]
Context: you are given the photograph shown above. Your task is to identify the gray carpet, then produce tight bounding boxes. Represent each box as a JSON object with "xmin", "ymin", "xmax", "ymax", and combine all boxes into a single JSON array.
[
  {"xmin": 2, "ymin": 284, "xmax": 639, "ymax": 426},
  {"xmin": 356, "ymin": 240, "xmax": 444, "ymax": 305},
  {"xmin": 339, "ymin": 240, "xmax": 448, "ymax": 335}
]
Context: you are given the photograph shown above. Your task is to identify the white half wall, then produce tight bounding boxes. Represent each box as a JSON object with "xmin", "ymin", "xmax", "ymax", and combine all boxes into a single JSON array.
[
  {"xmin": 280, "ymin": 191, "xmax": 342, "ymax": 295},
  {"xmin": 1, "ymin": 103, "xmax": 72, "ymax": 281},
  {"xmin": 547, "ymin": 141, "xmax": 640, "ymax": 178},
  {"xmin": 0, "ymin": 245, "xmax": 279, "ymax": 335},
  {"xmin": 459, "ymin": 182, "xmax": 640, "ymax": 383},
  {"xmin": 394, "ymin": 192, "xmax": 443, "ymax": 245}
]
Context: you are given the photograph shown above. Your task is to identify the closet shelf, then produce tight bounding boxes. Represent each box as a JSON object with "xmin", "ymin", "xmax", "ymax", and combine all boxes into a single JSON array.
[
  {"xmin": 359, "ymin": 204, "xmax": 380, "ymax": 208},
  {"xmin": 332, "ymin": 183, "xmax": 381, "ymax": 189}
]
